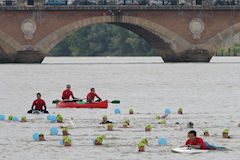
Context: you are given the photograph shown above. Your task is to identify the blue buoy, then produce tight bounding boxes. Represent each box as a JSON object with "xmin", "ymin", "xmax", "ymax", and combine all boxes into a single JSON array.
[
  {"xmin": 158, "ymin": 138, "xmax": 167, "ymax": 145},
  {"xmin": 47, "ymin": 115, "xmax": 52, "ymax": 121},
  {"xmin": 165, "ymin": 109, "xmax": 171, "ymax": 114},
  {"xmin": 33, "ymin": 133, "xmax": 39, "ymax": 141},
  {"xmin": 12, "ymin": 117, "xmax": 19, "ymax": 122},
  {"xmin": 50, "ymin": 127, "xmax": 58, "ymax": 135},
  {"xmin": 60, "ymin": 138, "xmax": 64, "ymax": 145},
  {"xmin": 0, "ymin": 115, "xmax": 5, "ymax": 120},
  {"xmin": 50, "ymin": 116, "xmax": 57, "ymax": 122},
  {"xmin": 114, "ymin": 108, "xmax": 120, "ymax": 114}
]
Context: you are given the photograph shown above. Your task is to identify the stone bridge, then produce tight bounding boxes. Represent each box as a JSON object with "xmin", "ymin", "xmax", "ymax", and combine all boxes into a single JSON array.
[{"xmin": 1, "ymin": 5, "xmax": 240, "ymax": 63}]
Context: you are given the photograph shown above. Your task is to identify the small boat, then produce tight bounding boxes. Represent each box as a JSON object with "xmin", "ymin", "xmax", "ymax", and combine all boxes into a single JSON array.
[{"xmin": 56, "ymin": 100, "xmax": 108, "ymax": 109}]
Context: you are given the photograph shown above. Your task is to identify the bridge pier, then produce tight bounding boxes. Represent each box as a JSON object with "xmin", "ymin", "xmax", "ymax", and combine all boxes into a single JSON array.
[
  {"xmin": 15, "ymin": 50, "xmax": 45, "ymax": 63},
  {"xmin": 162, "ymin": 49, "xmax": 213, "ymax": 62},
  {"xmin": 0, "ymin": 51, "xmax": 45, "ymax": 63}
]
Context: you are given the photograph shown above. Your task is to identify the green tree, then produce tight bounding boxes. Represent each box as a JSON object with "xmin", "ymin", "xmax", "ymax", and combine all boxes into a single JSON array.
[{"xmin": 49, "ymin": 23, "xmax": 158, "ymax": 56}]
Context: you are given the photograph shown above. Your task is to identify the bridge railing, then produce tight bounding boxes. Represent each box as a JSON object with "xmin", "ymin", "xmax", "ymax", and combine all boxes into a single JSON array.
[
  {"xmin": 1, "ymin": 0, "xmax": 240, "ymax": 9},
  {"xmin": 0, "ymin": 0, "xmax": 17, "ymax": 6}
]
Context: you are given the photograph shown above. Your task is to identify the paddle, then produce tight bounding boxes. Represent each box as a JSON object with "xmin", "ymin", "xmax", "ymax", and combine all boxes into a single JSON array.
[
  {"xmin": 52, "ymin": 98, "xmax": 85, "ymax": 104},
  {"xmin": 109, "ymin": 100, "xmax": 120, "ymax": 104}
]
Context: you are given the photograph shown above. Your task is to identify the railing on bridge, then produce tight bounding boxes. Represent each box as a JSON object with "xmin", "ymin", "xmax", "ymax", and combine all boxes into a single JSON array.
[{"xmin": 1, "ymin": 0, "xmax": 240, "ymax": 9}]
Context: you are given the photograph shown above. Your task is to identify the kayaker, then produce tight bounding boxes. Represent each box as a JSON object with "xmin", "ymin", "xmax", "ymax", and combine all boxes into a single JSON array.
[
  {"xmin": 62, "ymin": 84, "xmax": 76, "ymax": 100},
  {"xmin": 100, "ymin": 115, "xmax": 113, "ymax": 124},
  {"xmin": 27, "ymin": 93, "xmax": 48, "ymax": 113},
  {"xmin": 87, "ymin": 88, "xmax": 102, "ymax": 103}
]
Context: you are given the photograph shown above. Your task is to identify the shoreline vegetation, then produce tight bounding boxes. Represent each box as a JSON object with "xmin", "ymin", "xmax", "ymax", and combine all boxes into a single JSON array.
[
  {"xmin": 50, "ymin": 23, "xmax": 158, "ymax": 57},
  {"xmin": 217, "ymin": 42, "xmax": 240, "ymax": 56}
]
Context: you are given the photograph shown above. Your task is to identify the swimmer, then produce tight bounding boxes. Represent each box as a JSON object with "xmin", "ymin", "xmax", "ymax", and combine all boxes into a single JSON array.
[
  {"xmin": 129, "ymin": 109, "xmax": 134, "ymax": 114},
  {"xmin": 95, "ymin": 135, "xmax": 105, "ymax": 145},
  {"xmin": 187, "ymin": 122, "xmax": 194, "ymax": 128},
  {"xmin": 64, "ymin": 137, "xmax": 71, "ymax": 147},
  {"xmin": 57, "ymin": 114, "xmax": 63, "ymax": 123},
  {"xmin": 100, "ymin": 115, "xmax": 112, "ymax": 124},
  {"xmin": 178, "ymin": 108, "xmax": 183, "ymax": 114},
  {"xmin": 62, "ymin": 128, "xmax": 69, "ymax": 136},
  {"xmin": 123, "ymin": 122, "xmax": 128, "ymax": 128},
  {"xmin": 39, "ymin": 133, "xmax": 45, "ymax": 141},
  {"xmin": 141, "ymin": 138, "xmax": 148, "ymax": 145},
  {"xmin": 20, "ymin": 116, "xmax": 27, "ymax": 122},
  {"xmin": 184, "ymin": 130, "xmax": 206, "ymax": 149},
  {"xmin": 138, "ymin": 142, "xmax": 145, "ymax": 152},
  {"xmin": 222, "ymin": 129, "xmax": 231, "ymax": 139},
  {"xmin": 145, "ymin": 125, "xmax": 152, "ymax": 132},
  {"xmin": 204, "ymin": 130, "xmax": 209, "ymax": 136},
  {"xmin": 184, "ymin": 130, "xmax": 226, "ymax": 150},
  {"xmin": 107, "ymin": 123, "xmax": 113, "ymax": 131},
  {"xmin": 124, "ymin": 119, "xmax": 130, "ymax": 125}
]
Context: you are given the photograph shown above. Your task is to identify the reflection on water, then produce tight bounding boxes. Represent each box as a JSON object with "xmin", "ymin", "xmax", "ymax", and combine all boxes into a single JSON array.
[{"xmin": 0, "ymin": 57, "xmax": 240, "ymax": 160}]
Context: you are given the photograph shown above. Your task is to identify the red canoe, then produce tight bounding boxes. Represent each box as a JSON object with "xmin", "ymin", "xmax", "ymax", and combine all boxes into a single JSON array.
[{"xmin": 56, "ymin": 100, "xmax": 108, "ymax": 109}]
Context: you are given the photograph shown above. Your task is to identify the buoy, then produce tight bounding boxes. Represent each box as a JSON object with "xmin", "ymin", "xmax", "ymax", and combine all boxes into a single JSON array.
[
  {"xmin": 47, "ymin": 115, "xmax": 52, "ymax": 121},
  {"xmin": 50, "ymin": 127, "xmax": 58, "ymax": 135},
  {"xmin": 12, "ymin": 117, "xmax": 19, "ymax": 122},
  {"xmin": 33, "ymin": 133, "xmax": 39, "ymax": 141},
  {"xmin": 50, "ymin": 116, "xmax": 57, "ymax": 122},
  {"xmin": 158, "ymin": 138, "xmax": 167, "ymax": 145},
  {"xmin": 0, "ymin": 115, "xmax": 5, "ymax": 120},
  {"xmin": 114, "ymin": 108, "xmax": 120, "ymax": 114},
  {"xmin": 165, "ymin": 109, "xmax": 171, "ymax": 114},
  {"xmin": 60, "ymin": 138, "xmax": 64, "ymax": 145}
]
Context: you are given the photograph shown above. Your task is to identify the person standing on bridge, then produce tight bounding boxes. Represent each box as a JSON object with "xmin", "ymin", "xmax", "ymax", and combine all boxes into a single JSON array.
[
  {"xmin": 87, "ymin": 88, "xmax": 102, "ymax": 103},
  {"xmin": 62, "ymin": 84, "xmax": 76, "ymax": 101}
]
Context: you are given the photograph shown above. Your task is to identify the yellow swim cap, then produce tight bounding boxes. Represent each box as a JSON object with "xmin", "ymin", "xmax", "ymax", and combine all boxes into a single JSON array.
[
  {"xmin": 223, "ymin": 129, "xmax": 229, "ymax": 134},
  {"xmin": 141, "ymin": 138, "xmax": 148, "ymax": 144},
  {"xmin": 107, "ymin": 123, "xmax": 113, "ymax": 128},
  {"xmin": 138, "ymin": 142, "xmax": 144, "ymax": 149}
]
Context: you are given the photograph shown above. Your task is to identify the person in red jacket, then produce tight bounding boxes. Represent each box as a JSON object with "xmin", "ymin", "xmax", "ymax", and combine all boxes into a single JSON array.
[
  {"xmin": 184, "ymin": 130, "xmax": 206, "ymax": 149},
  {"xmin": 27, "ymin": 93, "xmax": 48, "ymax": 113},
  {"xmin": 87, "ymin": 88, "xmax": 102, "ymax": 103},
  {"xmin": 62, "ymin": 84, "xmax": 76, "ymax": 100}
]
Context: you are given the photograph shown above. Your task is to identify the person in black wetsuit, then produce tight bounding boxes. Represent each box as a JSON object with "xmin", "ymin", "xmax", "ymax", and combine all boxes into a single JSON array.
[{"xmin": 100, "ymin": 115, "xmax": 113, "ymax": 124}]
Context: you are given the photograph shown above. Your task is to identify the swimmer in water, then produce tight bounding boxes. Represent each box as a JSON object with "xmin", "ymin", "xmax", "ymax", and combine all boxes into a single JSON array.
[
  {"xmin": 95, "ymin": 135, "xmax": 105, "ymax": 145},
  {"xmin": 222, "ymin": 129, "xmax": 231, "ymax": 139},
  {"xmin": 100, "ymin": 115, "xmax": 113, "ymax": 124}
]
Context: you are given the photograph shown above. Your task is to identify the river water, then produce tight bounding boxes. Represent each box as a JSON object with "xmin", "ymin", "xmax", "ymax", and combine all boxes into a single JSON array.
[{"xmin": 0, "ymin": 57, "xmax": 240, "ymax": 160}]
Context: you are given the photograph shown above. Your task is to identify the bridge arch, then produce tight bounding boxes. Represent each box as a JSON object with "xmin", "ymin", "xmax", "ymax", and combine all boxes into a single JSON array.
[
  {"xmin": 35, "ymin": 16, "xmax": 191, "ymax": 60},
  {"xmin": 205, "ymin": 22, "xmax": 240, "ymax": 53},
  {"xmin": 0, "ymin": 30, "xmax": 22, "ymax": 62}
]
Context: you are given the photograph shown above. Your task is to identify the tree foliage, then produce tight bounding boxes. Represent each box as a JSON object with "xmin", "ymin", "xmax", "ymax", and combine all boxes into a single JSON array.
[{"xmin": 49, "ymin": 23, "xmax": 158, "ymax": 56}]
